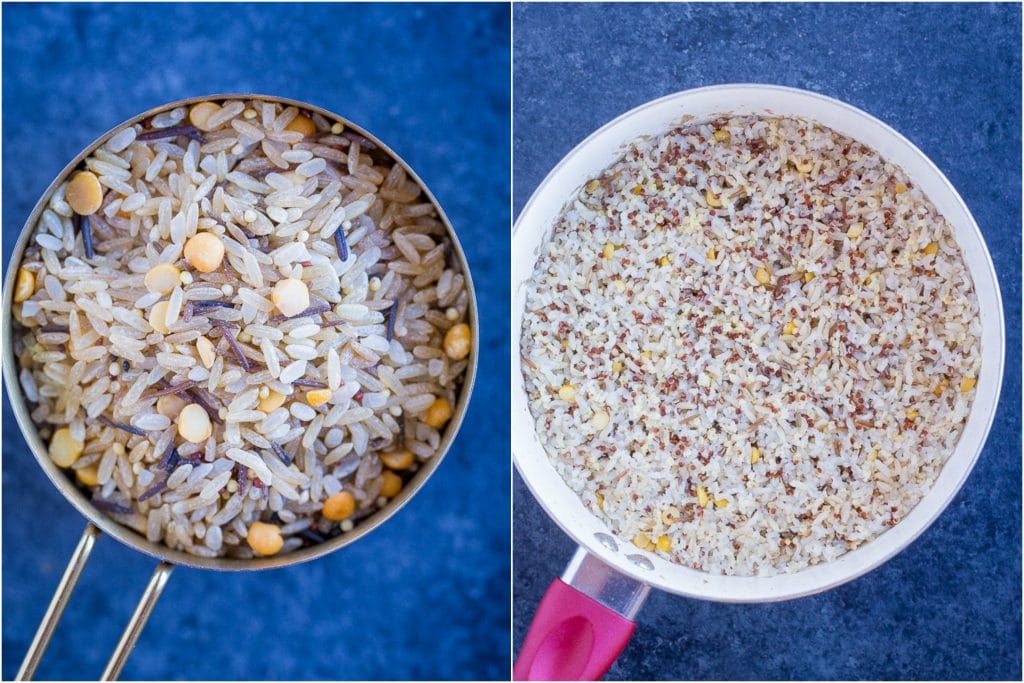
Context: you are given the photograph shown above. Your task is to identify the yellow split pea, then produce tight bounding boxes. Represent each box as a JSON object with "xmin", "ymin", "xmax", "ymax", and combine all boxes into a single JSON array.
[
  {"xmin": 443, "ymin": 323, "xmax": 472, "ymax": 360},
  {"xmin": 178, "ymin": 404, "xmax": 212, "ymax": 443},
  {"xmin": 148, "ymin": 301, "xmax": 171, "ymax": 334},
  {"xmin": 322, "ymin": 491, "xmax": 356, "ymax": 521},
  {"xmin": 14, "ymin": 268, "xmax": 35, "ymax": 303},
  {"xmin": 144, "ymin": 263, "xmax": 181, "ymax": 295},
  {"xmin": 285, "ymin": 114, "xmax": 317, "ymax": 137},
  {"xmin": 184, "ymin": 232, "xmax": 225, "ymax": 273},
  {"xmin": 49, "ymin": 427, "xmax": 84, "ymax": 468},
  {"xmin": 423, "ymin": 397, "xmax": 452, "ymax": 428},
  {"xmin": 696, "ymin": 486, "xmax": 709, "ymax": 508},
  {"xmin": 189, "ymin": 101, "xmax": 222, "ymax": 131},
  {"xmin": 632, "ymin": 533, "xmax": 655, "ymax": 551},
  {"xmin": 379, "ymin": 471, "xmax": 403, "ymax": 498},
  {"xmin": 306, "ymin": 389, "xmax": 332, "ymax": 407},
  {"xmin": 380, "ymin": 449, "xmax": 415, "ymax": 470},
  {"xmin": 195, "ymin": 336, "xmax": 216, "ymax": 369},
  {"xmin": 259, "ymin": 389, "xmax": 287, "ymax": 413},
  {"xmin": 271, "ymin": 278, "xmax": 310, "ymax": 317},
  {"xmin": 157, "ymin": 394, "xmax": 188, "ymax": 419},
  {"xmin": 247, "ymin": 521, "xmax": 284, "ymax": 556},
  {"xmin": 76, "ymin": 463, "xmax": 100, "ymax": 486},
  {"xmin": 66, "ymin": 171, "xmax": 104, "ymax": 215}
]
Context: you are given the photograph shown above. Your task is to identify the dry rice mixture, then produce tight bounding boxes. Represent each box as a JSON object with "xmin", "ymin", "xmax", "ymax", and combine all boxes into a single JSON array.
[
  {"xmin": 14, "ymin": 98, "xmax": 471, "ymax": 558},
  {"xmin": 521, "ymin": 115, "xmax": 980, "ymax": 576}
]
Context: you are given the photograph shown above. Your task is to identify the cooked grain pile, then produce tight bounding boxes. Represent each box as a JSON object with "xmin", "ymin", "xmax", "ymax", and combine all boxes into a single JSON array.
[{"xmin": 521, "ymin": 115, "xmax": 980, "ymax": 576}]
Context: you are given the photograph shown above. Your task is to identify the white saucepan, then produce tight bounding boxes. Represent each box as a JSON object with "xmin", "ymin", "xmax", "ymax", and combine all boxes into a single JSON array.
[{"xmin": 511, "ymin": 84, "xmax": 1004, "ymax": 680}]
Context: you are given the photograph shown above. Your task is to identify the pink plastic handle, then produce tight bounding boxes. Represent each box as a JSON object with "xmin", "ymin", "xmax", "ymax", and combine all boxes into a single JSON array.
[{"xmin": 514, "ymin": 578, "xmax": 636, "ymax": 681}]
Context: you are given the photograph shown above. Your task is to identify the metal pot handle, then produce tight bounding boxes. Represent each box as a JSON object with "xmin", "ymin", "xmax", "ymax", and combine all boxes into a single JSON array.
[{"xmin": 16, "ymin": 523, "xmax": 174, "ymax": 681}]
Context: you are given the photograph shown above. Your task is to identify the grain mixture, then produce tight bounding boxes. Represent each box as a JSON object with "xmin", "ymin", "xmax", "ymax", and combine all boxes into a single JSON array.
[
  {"xmin": 521, "ymin": 115, "xmax": 980, "ymax": 576},
  {"xmin": 14, "ymin": 98, "xmax": 471, "ymax": 558}
]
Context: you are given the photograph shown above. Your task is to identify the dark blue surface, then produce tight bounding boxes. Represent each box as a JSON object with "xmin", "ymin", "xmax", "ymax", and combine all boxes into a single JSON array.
[
  {"xmin": 513, "ymin": 3, "xmax": 1021, "ymax": 680},
  {"xmin": 3, "ymin": 3, "xmax": 510, "ymax": 680}
]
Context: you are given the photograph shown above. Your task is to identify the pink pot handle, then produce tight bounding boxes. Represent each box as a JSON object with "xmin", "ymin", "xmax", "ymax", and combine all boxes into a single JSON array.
[{"xmin": 514, "ymin": 578, "xmax": 636, "ymax": 681}]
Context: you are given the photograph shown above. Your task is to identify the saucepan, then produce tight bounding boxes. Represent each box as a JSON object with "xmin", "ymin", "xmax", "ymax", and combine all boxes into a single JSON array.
[
  {"xmin": 511, "ymin": 84, "xmax": 1004, "ymax": 680},
  {"xmin": 3, "ymin": 94, "xmax": 478, "ymax": 680}
]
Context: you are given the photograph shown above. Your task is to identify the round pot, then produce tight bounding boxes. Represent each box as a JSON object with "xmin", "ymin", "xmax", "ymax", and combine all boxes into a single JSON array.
[
  {"xmin": 511, "ymin": 84, "xmax": 1003, "ymax": 680},
  {"xmin": 3, "ymin": 94, "xmax": 479, "ymax": 679}
]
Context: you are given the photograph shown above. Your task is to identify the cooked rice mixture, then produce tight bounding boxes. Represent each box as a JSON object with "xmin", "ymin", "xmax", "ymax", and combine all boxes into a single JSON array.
[
  {"xmin": 521, "ymin": 115, "xmax": 980, "ymax": 576},
  {"xmin": 14, "ymin": 98, "xmax": 471, "ymax": 558}
]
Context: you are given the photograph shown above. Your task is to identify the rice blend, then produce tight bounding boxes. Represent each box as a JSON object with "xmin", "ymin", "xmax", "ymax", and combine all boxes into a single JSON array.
[
  {"xmin": 521, "ymin": 115, "xmax": 980, "ymax": 576},
  {"xmin": 14, "ymin": 98, "xmax": 470, "ymax": 558}
]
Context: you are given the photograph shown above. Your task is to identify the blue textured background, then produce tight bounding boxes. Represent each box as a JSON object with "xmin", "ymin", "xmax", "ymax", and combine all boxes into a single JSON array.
[
  {"xmin": 2, "ymin": 3, "xmax": 510, "ymax": 680},
  {"xmin": 513, "ymin": 3, "xmax": 1021, "ymax": 680}
]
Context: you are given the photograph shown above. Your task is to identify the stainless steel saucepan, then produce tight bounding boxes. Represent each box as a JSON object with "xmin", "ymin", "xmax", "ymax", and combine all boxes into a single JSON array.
[{"xmin": 3, "ymin": 94, "xmax": 479, "ymax": 681}]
